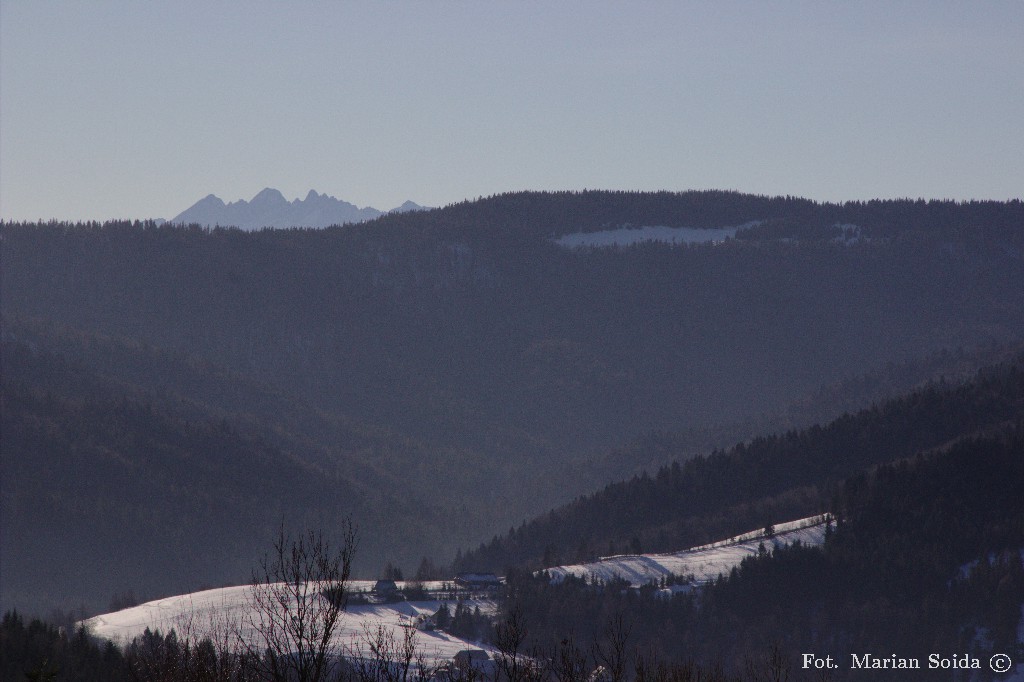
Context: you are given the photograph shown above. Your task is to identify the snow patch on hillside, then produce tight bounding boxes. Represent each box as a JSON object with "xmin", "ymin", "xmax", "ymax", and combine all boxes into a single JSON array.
[
  {"xmin": 554, "ymin": 222, "xmax": 760, "ymax": 249},
  {"xmin": 83, "ymin": 582, "xmax": 494, "ymax": 665},
  {"xmin": 82, "ymin": 518, "xmax": 831, "ymax": 664},
  {"xmin": 832, "ymin": 223, "xmax": 866, "ymax": 245},
  {"xmin": 545, "ymin": 515, "xmax": 829, "ymax": 590}
]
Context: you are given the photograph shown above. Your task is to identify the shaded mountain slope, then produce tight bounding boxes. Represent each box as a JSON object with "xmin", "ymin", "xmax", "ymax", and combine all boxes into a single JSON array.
[
  {"xmin": 458, "ymin": 353, "xmax": 1024, "ymax": 571},
  {"xmin": 0, "ymin": 336, "xmax": 470, "ymax": 614},
  {"xmin": 5, "ymin": 193, "xmax": 1024, "ymax": 462},
  {"xmin": 504, "ymin": 423, "xmax": 1024, "ymax": 679}
]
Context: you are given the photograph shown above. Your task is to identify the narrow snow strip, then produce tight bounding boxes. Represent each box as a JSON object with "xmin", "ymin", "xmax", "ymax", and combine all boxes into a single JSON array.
[
  {"xmin": 554, "ymin": 223, "xmax": 760, "ymax": 248},
  {"xmin": 545, "ymin": 515, "xmax": 829, "ymax": 589}
]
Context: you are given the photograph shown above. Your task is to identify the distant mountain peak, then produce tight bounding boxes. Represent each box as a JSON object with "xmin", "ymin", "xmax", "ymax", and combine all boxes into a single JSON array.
[
  {"xmin": 170, "ymin": 189, "xmax": 429, "ymax": 230},
  {"xmin": 194, "ymin": 194, "xmax": 225, "ymax": 208},
  {"xmin": 251, "ymin": 187, "xmax": 286, "ymax": 204},
  {"xmin": 391, "ymin": 200, "xmax": 428, "ymax": 214}
]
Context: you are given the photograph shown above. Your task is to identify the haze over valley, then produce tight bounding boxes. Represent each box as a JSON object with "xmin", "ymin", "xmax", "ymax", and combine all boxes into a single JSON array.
[
  {"xmin": 5, "ymin": 191, "xmax": 1024, "ymax": 614},
  {"xmin": 3, "ymin": 3, "xmax": 1024, "ymax": 679}
]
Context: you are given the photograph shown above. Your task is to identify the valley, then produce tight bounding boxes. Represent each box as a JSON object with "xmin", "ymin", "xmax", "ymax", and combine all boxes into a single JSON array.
[{"xmin": 4, "ymin": 191, "xmax": 1024, "ymax": 679}]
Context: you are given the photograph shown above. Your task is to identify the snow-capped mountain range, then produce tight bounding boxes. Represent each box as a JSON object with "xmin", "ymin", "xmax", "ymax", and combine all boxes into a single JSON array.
[{"xmin": 170, "ymin": 188, "xmax": 427, "ymax": 230}]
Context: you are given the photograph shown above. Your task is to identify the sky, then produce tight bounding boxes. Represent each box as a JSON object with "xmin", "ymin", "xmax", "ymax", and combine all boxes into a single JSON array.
[{"xmin": 2, "ymin": 1, "xmax": 1022, "ymax": 222}]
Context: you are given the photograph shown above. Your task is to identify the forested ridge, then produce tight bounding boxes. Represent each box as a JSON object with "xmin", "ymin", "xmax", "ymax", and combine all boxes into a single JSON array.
[
  {"xmin": 459, "ymin": 354, "xmax": 1024, "ymax": 571},
  {"xmin": 502, "ymin": 423, "xmax": 1024, "ymax": 680},
  {"xmin": 1, "ymin": 335, "xmax": 456, "ymax": 610},
  {"xmin": 4, "ymin": 190, "xmax": 1024, "ymax": 615}
]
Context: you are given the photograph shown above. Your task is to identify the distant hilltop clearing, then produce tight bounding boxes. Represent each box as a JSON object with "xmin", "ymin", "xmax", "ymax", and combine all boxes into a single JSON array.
[{"xmin": 170, "ymin": 188, "xmax": 428, "ymax": 229}]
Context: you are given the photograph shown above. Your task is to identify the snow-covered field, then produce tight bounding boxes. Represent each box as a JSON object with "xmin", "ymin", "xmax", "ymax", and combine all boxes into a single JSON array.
[
  {"xmin": 83, "ymin": 517, "xmax": 828, "ymax": 663},
  {"xmin": 545, "ymin": 515, "xmax": 829, "ymax": 592},
  {"xmin": 554, "ymin": 223, "xmax": 759, "ymax": 249},
  {"xmin": 83, "ymin": 583, "xmax": 495, "ymax": 666}
]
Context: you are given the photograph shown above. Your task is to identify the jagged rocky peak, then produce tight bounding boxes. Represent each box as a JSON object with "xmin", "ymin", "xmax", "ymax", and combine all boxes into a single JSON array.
[
  {"xmin": 250, "ymin": 187, "xmax": 287, "ymax": 205},
  {"xmin": 195, "ymin": 194, "xmax": 226, "ymax": 208},
  {"xmin": 170, "ymin": 188, "xmax": 428, "ymax": 230}
]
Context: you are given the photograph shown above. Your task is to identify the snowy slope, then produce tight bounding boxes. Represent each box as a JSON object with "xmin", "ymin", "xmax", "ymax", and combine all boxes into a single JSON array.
[
  {"xmin": 83, "ymin": 518, "xmax": 828, "ymax": 663},
  {"xmin": 84, "ymin": 582, "xmax": 494, "ymax": 665},
  {"xmin": 545, "ymin": 515, "xmax": 829, "ymax": 590}
]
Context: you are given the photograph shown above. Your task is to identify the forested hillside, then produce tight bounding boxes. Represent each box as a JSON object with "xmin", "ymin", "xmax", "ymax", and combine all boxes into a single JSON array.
[
  {"xmin": 458, "ymin": 354, "xmax": 1024, "ymax": 571},
  {"xmin": 503, "ymin": 423, "xmax": 1024, "ymax": 680},
  {"xmin": 480, "ymin": 349, "xmax": 1024, "ymax": 680},
  {"xmin": 4, "ymin": 191, "xmax": 1024, "ymax": 614},
  {"xmin": 7, "ymin": 193, "xmax": 1024, "ymax": 459},
  {"xmin": 1, "ymin": 336, "xmax": 468, "ymax": 611}
]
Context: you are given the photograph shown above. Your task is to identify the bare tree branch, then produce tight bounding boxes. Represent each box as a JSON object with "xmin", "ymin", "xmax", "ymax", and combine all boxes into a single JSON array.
[{"xmin": 240, "ymin": 521, "xmax": 357, "ymax": 682}]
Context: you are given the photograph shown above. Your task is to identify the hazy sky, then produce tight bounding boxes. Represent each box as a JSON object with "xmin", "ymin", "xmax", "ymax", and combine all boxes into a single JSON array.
[{"xmin": 2, "ymin": 2, "xmax": 1022, "ymax": 221}]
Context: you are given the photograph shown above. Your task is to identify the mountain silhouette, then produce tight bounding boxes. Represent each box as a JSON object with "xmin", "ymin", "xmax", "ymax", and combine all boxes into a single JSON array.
[{"xmin": 171, "ymin": 188, "xmax": 426, "ymax": 229}]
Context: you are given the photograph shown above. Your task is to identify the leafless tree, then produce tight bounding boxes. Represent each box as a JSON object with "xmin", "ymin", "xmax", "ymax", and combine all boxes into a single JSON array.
[
  {"xmin": 493, "ymin": 606, "xmax": 529, "ymax": 682},
  {"xmin": 346, "ymin": 622, "xmax": 431, "ymax": 682},
  {"xmin": 240, "ymin": 522, "xmax": 357, "ymax": 682},
  {"xmin": 591, "ymin": 615, "xmax": 632, "ymax": 682},
  {"xmin": 543, "ymin": 634, "xmax": 588, "ymax": 682},
  {"xmin": 178, "ymin": 596, "xmax": 255, "ymax": 682}
]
